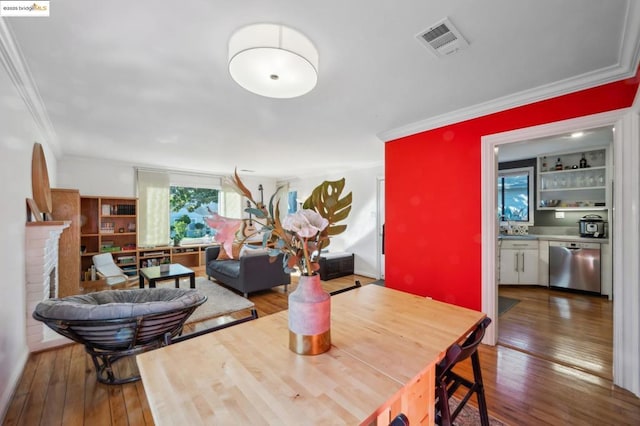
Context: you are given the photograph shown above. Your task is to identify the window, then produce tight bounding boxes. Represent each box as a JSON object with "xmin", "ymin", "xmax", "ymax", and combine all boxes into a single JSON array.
[
  {"xmin": 288, "ymin": 190, "xmax": 298, "ymax": 214},
  {"xmin": 169, "ymin": 186, "xmax": 220, "ymax": 241},
  {"xmin": 497, "ymin": 167, "xmax": 534, "ymax": 225}
]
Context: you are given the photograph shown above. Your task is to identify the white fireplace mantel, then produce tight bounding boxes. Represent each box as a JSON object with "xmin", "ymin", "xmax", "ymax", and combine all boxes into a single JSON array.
[{"xmin": 25, "ymin": 220, "xmax": 71, "ymax": 352}]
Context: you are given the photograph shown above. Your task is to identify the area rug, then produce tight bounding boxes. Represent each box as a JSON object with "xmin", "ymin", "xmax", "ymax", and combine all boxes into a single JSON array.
[
  {"xmin": 157, "ymin": 277, "xmax": 255, "ymax": 324},
  {"xmin": 447, "ymin": 396, "xmax": 507, "ymax": 425},
  {"xmin": 498, "ymin": 296, "xmax": 520, "ymax": 316}
]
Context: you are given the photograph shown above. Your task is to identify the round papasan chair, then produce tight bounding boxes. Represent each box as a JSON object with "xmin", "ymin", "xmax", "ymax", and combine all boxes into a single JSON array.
[{"xmin": 33, "ymin": 288, "xmax": 207, "ymax": 385}]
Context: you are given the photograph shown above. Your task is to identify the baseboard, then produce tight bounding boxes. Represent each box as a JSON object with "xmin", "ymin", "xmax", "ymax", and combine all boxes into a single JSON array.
[
  {"xmin": 0, "ymin": 347, "xmax": 29, "ymax": 422},
  {"xmin": 353, "ymin": 270, "xmax": 377, "ymax": 279}
]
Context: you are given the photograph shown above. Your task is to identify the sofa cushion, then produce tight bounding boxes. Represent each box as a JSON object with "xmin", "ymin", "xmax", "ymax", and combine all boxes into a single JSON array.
[{"xmin": 209, "ymin": 259, "xmax": 241, "ymax": 278}]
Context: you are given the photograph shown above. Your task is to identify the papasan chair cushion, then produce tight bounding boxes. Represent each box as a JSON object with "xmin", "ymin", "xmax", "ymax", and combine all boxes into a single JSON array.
[{"xmin": 34, "ymin": 288, "xmax": 205, "ymax": 321}]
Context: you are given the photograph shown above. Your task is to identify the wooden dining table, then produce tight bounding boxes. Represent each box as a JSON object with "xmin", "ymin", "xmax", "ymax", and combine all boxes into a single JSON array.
[{"xmin": 137, "ymin": 284, "xmax": 486, "ymax": 425}]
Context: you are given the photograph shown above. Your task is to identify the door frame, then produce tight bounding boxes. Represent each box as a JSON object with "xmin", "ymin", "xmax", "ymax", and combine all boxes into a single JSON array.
[
  {"xmin": 481, "ymin": 108, "xmax": 640, "ymax": 395},
  {"xmin": 376, "ymin": 176, "xmax": 385, "ymax": 280}
]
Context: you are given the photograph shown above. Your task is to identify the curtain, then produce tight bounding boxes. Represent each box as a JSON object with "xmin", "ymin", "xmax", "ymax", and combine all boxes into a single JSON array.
[
  {"xmin": 219, "ymin": 181, "xmax": 242, "ymax": 218},
  {"xmin": 137, "ymin": 170, "xmax": 170, "ymax": 246}
]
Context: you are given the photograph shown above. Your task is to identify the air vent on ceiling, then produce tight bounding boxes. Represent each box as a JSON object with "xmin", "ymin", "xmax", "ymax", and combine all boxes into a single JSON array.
[{"xmin": 416, "ymin": 17, "xmax": 469, "ymax": 57}]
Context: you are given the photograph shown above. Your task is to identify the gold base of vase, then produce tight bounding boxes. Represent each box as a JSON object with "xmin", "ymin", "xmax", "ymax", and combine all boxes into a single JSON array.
[{"xmin": 289, "ymin": 329, "xmax": 331, "ymax": 355}]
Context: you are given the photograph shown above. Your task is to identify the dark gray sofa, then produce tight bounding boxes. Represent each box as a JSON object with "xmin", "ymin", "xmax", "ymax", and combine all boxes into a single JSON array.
[{"xmin": 205, "ymin": 246, "xmax": 290, "ymax": 297}]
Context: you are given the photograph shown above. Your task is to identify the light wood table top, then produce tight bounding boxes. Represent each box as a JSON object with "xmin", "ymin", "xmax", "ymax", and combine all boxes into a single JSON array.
[{"xmin": 137, "ymin": 285, "xmax": 485, "ymax": 425}]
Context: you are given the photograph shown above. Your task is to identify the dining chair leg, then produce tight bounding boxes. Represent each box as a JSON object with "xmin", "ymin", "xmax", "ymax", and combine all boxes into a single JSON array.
[
  {"xmin": 436, "ymin": 380, "xmax": 452, "ymax": 426},
  {"xmin": 471, "ymin": 351, "xmax": 490, "ymax": 426}
]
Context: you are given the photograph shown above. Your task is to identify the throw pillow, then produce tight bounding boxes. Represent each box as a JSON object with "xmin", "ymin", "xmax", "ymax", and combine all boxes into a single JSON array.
[{"xmin": 216, "ymin": 243, "xmax": 243, "ymax": 260}]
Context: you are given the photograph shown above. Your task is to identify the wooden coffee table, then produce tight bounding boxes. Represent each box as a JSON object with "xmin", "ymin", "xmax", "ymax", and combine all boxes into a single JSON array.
[{"xmin": 139, "ymin": 264, "xmax": 196, "ymax": 289}]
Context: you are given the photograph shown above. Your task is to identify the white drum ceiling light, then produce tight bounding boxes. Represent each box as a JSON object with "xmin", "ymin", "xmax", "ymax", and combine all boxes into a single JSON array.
[{"xmin": 228, "ymin": 24, "xmax": 319, "ymax": 99}]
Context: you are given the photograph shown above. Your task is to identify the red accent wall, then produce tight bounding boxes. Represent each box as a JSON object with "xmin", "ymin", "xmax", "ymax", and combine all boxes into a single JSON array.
[{"xmin": 385, "ymin": 70, "xmax": 640, "ymax": 311}]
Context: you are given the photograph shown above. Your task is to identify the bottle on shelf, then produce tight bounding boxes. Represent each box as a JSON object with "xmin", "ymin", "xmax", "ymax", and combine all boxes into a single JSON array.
[
  {"xmin": 579, "ymin": 153, "xmax": 588, "ymax": 168},
  {"xmin": 541, "ymin": 156, "xmax": 548, "ymax": 172},
  {"xmin": 555, "ymin": 158, "xmax": 563, "ymax": 170}
]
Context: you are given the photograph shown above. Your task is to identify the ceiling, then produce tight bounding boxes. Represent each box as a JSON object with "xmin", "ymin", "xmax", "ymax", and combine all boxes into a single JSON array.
[
  {"xmin": 3, "ymin": 1, "xmax": 640, "ymax": 178},
  {"xmin": 498, "ymin": 126, "xmax": 615, "ymax": 162}
]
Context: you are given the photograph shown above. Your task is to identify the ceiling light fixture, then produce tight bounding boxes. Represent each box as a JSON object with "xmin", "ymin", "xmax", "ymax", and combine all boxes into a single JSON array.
[
  {"xmin": 228, "ymin": 23, "xmax": 319, "ymax": 99},
  {"xmin": 571, "ymin": 131, "xmax": 584, "ymax": 138}
]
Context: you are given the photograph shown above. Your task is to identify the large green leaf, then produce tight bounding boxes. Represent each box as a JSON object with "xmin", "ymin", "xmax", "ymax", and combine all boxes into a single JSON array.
[{"xmin": 302, "ymin": 178, "xmax": 352, "ymax": 239}]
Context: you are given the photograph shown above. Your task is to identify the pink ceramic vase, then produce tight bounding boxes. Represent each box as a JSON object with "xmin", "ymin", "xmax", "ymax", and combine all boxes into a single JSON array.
[{"xmin": 288, "ymin": 273, "xmax": 331, "ymax": 355}]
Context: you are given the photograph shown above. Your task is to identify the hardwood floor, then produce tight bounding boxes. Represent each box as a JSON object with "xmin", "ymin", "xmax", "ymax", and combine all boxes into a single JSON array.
[
  {"xmin": 4, "ymin": 277, "xmax": 640, "ymax": 425},
  {"xmin": 498, "ymin": 286, "xmax": 613, "ymax": 381}
]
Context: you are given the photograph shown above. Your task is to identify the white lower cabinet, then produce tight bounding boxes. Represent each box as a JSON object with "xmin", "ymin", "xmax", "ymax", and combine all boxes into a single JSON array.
[
  {"xmin": 538, "ymin": 240, "xmax": 549, "ymax": 286},
  {"xmin": 499, "ymin": 240, "xmax": 539, "ymax": 285}
]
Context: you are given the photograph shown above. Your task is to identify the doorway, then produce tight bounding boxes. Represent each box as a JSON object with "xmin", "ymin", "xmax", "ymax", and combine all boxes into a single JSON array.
[
  {"xmin": 495, "ymin": 126, "xmax": 615, "ymax": 378},
  {"xmin": 481, "ymin": 109, "xmax": 640, "ymax": 395}
]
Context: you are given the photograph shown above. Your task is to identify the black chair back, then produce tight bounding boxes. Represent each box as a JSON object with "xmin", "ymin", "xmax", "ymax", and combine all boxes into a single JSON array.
[
  {"xmin": 436, "ymin": 316, "xmax": 491, "ymax": 375},
  {"xmin": 435, "ymin": 316, "xmax": 492, "ymax": 426},
  {"xmin": 389, "ymin": 412, "xmax": 409, "ymax": 426}
]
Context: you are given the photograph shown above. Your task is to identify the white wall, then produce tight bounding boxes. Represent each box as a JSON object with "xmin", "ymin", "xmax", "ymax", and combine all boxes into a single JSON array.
[
  {"xmin": 0, "ymin": 69, "xmax": 58, "ymax": 418},
  {"xmin": 284, "ymin": 165, "xmax": 384, "ymax": 278},
  {"xmin": 57, "ymin": 156, "xmax": 136, "ymax": 196},
  {"xmin": 57, "ymin": 158, "xmax": 280, "ymax": 205}
]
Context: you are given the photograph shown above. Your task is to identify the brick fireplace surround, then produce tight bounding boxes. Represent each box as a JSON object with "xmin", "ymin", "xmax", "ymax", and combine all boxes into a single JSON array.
[{"xmin": 25, "ymin": 221, "xmax": 71, "ymax": 352}]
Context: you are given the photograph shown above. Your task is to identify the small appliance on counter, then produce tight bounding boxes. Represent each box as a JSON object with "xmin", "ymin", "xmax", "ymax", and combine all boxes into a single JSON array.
[{"xmin": 578, "ymin": 214, "xmax": 607, "ymax": 238}]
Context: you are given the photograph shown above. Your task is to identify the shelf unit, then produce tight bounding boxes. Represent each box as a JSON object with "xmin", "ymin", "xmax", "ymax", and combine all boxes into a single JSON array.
[
  {"xmin": 80, "ymin": 196, "xmax": 138, "ymax": 279},
  {"xmin": 51, "ymin": 188, "xmax": 81, "ymax": 297},
  {"xmin": 171, "ymin": 246, "xmax": 202, "ymax": 268},
  {"xmin": 537, "ymin": 147, "xmax": 608, "ymax": 210},
  {"xmin": 138, "ymin": 247, "xmax": 171, "ymax": 268},
  {"xmin": 138, "ymin": 244, "xmax": 217, "ymax": 269}
]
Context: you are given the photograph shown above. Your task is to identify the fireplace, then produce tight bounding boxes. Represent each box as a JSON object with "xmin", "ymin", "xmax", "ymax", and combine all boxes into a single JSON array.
[{"xmin": 25, "ymin": 221, "xmax": 71, "ymax": 351}]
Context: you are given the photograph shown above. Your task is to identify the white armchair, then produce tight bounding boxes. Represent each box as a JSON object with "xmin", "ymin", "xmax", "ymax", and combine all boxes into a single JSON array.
[{"xmin": 92, "ymin": 253, "xmax": 137, "ymax": 286}]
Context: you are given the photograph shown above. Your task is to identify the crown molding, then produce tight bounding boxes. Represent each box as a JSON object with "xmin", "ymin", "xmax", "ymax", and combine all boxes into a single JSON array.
[
  {"xmin": 0, "ymin": 18, "xmax": 60, "ymax": 156},
  {"xmin": 379, "ymin": 1, "xmax": 640, "ymax": 143},
  {"xmin": 378, "ymin": 63, "xmax": 635, "ymax": 143}
]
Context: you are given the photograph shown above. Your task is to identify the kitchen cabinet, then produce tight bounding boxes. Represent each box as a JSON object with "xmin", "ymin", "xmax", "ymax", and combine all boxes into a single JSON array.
[
  {"xmin": 537, "ymin": 147, "xmax": 608, "ymax": 210},
  {"xmin": 538, "ymin": 239, "xmax": 549, "ymax": 286},
  {"xmin": 499, "ymin": 240, "xmax": 539, "ymax": 285}
]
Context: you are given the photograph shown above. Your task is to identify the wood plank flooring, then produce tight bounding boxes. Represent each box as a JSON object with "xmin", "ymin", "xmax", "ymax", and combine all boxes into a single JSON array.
[
  {"xmin": 4, "ymin": 276, "xmax": 640, "ymax": 425},
  {"xmin": 498, "ymin": 286, "xmax": 613, "ymax": 381}
]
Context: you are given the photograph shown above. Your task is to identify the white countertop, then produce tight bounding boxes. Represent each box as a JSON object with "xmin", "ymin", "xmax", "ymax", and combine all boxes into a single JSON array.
[{"xmin": 499, "ymin": 234, "xmax": 608, "ymax": 243}]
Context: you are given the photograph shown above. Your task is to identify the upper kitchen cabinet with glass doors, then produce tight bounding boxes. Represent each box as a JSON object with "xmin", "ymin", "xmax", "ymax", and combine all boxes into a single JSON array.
[{"xmin": 537, "ymin": 147, "xmax": 608, "ymax": 210}]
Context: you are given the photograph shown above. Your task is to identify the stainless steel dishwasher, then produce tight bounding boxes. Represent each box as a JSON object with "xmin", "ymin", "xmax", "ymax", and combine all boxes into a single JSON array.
[{"xmin": 549, "ymin": 241, "xmax": 601, "ymax": 293}]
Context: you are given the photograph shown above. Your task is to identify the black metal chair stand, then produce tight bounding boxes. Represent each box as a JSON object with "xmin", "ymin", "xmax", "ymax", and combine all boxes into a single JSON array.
[
  {"xmin": 329, "ymin": 279, "xmax": 362, "ymax": 296},
  {"xmin": 164, "ymin": 308, "xmax": 259, "ymax": 344},
  {"xmin": 434, "ymin": 317, "xmax": 492, "ymax": 426}
]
